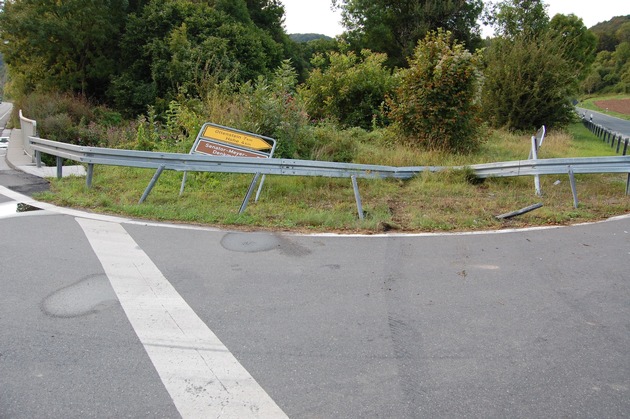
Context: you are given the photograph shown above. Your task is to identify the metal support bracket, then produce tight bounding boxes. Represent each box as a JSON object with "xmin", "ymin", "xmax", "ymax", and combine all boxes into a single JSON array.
[
  {"xmin": 139, "ymin": 165, "xmax": 165, "ymax": 203},
  {"xmin": 352, "ymin": 175, "xmax": 364, "ymax": 220},
  {"xmin": 239, "ymin": 173, "xmax": 261, "ymax": 214}
]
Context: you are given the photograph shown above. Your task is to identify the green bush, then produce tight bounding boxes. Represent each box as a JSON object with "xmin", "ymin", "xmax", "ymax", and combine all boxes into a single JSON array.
[
  {"xmin": 299, "ymin": 49, "xmax": 395, "ymax": 130},
  {"xmin": 388, "ymin": 30, "xmax": 483, "ymax": 153},
  {"xmin": 237, "ymin": 60, "xmax": 310, "ymax": 158},
  {"xmin": 481, "ymin": 33, "xmax": 577, "ymax": 131},
  {"xmin": 39, "ymin": 113, "xmax": 76, "ymax": 142}
]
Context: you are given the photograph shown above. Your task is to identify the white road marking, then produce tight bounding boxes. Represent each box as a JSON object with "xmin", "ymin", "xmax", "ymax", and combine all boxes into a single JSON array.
[{"xmin": 76, "ymin": 218, "xmax": 287, "ymax": 419}]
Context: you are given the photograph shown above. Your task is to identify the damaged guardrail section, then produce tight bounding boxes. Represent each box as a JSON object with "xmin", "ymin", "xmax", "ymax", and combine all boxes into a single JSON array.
[{"xmin": 29, "ymin": 137, "xmax": 630, "ymax": 216}]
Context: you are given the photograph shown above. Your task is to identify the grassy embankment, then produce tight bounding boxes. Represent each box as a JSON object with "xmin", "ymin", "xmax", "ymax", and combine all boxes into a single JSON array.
[{"xmin": 35, "ymin": 121, "xmax": 629, "ymax": 233}]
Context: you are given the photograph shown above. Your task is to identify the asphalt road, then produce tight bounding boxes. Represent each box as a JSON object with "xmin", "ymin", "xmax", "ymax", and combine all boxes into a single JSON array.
[
  {"xmin": 1, "ymin": 100, "xmax": 629, "ymax": 417},
  {"xmin": 1, "ymin": 180, "xmax": 629, "ymax": 418},
  {"xmin": 576, "ymin": 106, "xmax": 630, "ymax": 137}
]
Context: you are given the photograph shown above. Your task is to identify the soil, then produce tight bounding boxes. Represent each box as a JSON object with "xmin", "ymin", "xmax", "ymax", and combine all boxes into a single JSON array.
[{"xmin": 593, "ymin": 98, "xmax": 630, "ymax": 115}]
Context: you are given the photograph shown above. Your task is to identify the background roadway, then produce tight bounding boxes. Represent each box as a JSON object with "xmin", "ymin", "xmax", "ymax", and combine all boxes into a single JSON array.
[{"xmin": 576, "ymin": 106, "xmax": 630, "ymax": 137}]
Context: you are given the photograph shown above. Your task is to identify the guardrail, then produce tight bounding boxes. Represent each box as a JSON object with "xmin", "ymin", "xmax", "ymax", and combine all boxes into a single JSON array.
[
  {"xmin": 19, "ymin": 110, "xmax": 37, "ymax": 162},
  {"xmin": 581, "ymin": 117, "xmax": 630, "ymax": 155},
  {"xmin": 29, "ymin": 136, "xmax": 630, "ymax": 216}
]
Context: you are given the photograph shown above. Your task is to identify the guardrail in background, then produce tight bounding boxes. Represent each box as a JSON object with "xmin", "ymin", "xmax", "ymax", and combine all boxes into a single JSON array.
[
  {"xmin": 19, "ymin": 110, "xmax": 37, "ymax": 163},
  {"xmin": 581, "ymin": 117, "xmax": 630, "ymax": 156},
  {"xmin": 29, "ymin": 136, "xmax": 630, "ymax": 217}
]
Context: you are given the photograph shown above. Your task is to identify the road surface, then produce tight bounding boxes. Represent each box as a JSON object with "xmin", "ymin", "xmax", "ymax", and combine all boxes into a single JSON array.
[
  {"xmin": 1, "ymin": 183, "xmax": 629, "ymax": 418},
  {"xmin": 576, "ymin": 106, "xmax": 630, "ymax": 137}
]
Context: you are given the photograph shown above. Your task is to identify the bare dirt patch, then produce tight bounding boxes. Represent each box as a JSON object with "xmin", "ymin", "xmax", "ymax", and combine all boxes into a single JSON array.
[{"xmin": 594, "ymin": 98, "xmax": 630, "ymax": 115}]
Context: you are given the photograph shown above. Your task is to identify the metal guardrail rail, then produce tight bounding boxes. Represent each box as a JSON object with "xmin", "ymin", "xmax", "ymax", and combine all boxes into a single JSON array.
[
  {"xmin": 29, "ymin": 136, "xmax": 630, "ymax": 178},
  {"xmin": 29, "ymin": 136, "xmax": 630, "ymax": 215},
  {"xmin": 19, "ymin": 110, "xmax": 37, "ymax": 163}
]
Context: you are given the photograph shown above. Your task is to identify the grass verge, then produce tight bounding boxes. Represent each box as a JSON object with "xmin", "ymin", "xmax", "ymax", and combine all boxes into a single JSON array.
[{"xmin": 35, "ymin": 123, "xmax": 629, "ymax": 233}]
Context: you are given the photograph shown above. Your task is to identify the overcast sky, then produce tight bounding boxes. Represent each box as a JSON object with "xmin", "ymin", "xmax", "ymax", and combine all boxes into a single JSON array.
[{"xmin": 281, "ymin": 0, "xmax": 630, "ymax": 37}]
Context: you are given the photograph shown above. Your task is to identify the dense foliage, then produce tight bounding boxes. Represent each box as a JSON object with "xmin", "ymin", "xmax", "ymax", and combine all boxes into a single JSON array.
[
  {"xmin": 300, "ymin": 49, "xmax": 395, "ymax": 130},
  {"xmin": 481, "ymin": 0, "xmax": 596, "ymax": 131},
  {"xmin": 388, "ymin": 30, "xmax": 483, "ymax": 152},
  {"xmin": 583, "ymin": 16, "xmax": 630, "ymax": 93},
  {"xmin": 333, "ymin": 0, "xmax": 483, "ymax": 68},
  {"xmin": 0, "ymin": 0, "xmax": 291, "ymax": 115},
  {"xmin": 0, "ymin": 0, "xmax": 628, "ymax": 158},
  {"xmin": 0, "ymin": 0, "xmax": 127, "ymax": 98}
]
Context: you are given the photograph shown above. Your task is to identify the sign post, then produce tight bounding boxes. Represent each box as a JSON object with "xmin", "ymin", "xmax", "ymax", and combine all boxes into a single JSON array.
[{"xmin": 180, "ymin": 123, "xmax": 276, "ymax": 213}]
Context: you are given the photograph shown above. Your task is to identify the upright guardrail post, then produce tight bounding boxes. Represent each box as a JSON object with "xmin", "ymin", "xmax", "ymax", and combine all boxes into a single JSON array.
[
  {"xmin": 530, "ymin": 131, "xmax": 542, "ymax": 196},
  {"xmin": 56, "ymin": 157, "xmax": 63, "ymax": 179},
  {"xmin": 531, "ymin": 135, "xmax": 541, "ymax": 196}
]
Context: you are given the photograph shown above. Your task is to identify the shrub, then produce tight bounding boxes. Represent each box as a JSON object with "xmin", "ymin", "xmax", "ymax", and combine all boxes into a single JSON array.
[
  {"xmin": 388, "ymin": 30, "xmax": 483, "ymax": 153},
  {"xmin": 237, "ymin": 60, "xmax": 310, "ymax": 158},
  {"xmin": 40, "ymin": 113, "xmax": 75, "ymax": 142},
  {"xmin": 481, "ymin": 31, "xmax": 582, "ymax": 131},
  {"xmin": 299, "ymin": 49, "xmax": 395, "ymax": 130}
]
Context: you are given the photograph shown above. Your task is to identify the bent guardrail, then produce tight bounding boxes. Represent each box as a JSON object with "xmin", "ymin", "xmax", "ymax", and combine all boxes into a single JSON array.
[
  {"xmin": 29, "ymin": 136, "xmax": 630, "ymax": 216},
  {"xmin": 19, "ymin": 110, "xmax": 37, "ymax": 163}
]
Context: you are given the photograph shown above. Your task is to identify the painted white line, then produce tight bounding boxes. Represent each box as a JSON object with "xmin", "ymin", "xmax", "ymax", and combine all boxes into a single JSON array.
[
  {"xmin": 1, "ymin": 185, "xmax": 629, "ymax": 237},
  {"xmin": 76, "ymin": 218, "xmax": 287, "ymax": 419}
]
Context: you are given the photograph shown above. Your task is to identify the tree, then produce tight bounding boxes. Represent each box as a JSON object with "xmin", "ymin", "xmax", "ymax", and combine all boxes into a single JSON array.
[
  {"xmin": 485, "ymin": 0, "xmax": 548, "ymax": 39},
  {"xmin": 333, "ymin": 0, "xmax": 483, "ymax": 68},
  {"xmin": 0, "ymin": 0, "xmax": 128, "ymax": 99},
  {"xmin": 590, "ymin": 15, "xmax": 630, "ymax": 52},
  {"xmin": 548, "ymin": 14, "xmax": 597, "ymax": 81},
  {"xmin": 110, "ymin": 0, "xmax": 286, "ymax": 115},
  {"xmin": 482, "ymin": 3, "xmax": 596, "ymax": 130},
  {"xmin": 388, "ymin": 30, "xmax": 483, "ymax": 152}
]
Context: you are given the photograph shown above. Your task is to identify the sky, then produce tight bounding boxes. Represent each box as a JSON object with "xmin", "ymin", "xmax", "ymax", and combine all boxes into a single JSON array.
[{"xmin": 280, "ymin": 0, "xmax": 630, "ymax": 37}]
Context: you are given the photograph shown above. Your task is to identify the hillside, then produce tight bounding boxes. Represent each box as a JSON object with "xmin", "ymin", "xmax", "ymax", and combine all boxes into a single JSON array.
[
  {"xmin": 589, "ymin": 15, "xmax": 630, "ymax": 52},
  {"xmin": 289, "ymin": 33, "xmax": 334, "ymax": 43}
]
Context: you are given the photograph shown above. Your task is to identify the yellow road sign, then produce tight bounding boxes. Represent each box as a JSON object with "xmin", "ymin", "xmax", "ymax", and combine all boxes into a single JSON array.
[
  {"xmin": 202, "ymin": 125, "xmax": 273, "ymax": 151},
  {"xmin": 194, "ymin": 139, "xmax": 267, "ymax": 158}
]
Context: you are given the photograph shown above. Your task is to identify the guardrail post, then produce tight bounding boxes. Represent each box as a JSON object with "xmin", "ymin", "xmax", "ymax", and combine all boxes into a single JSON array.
[
  {"xmin": 35, "ymin": 150, "xmax": 41, "ymax": 168},
  {"xmin": 86, "ymin": 164, "xmax": 94, "ymax": 188},
  {"xmin": 351, "ymin": 175, "xmax": 364, "ymax": 220},
  {"xmin": 56, "ymin": 156, "xmax": 63, "ymax": 179},
  {"xmin": 616, "ymin": 136, "xmax": 622, "ymax": 154},
  {"xmin": 531, "ymin": 135, "xmax": 542, "ymax": 196},
  {"xmin": 623, "ymin": 139, "xmax": 629, "ymax": 156},
  {"xmin": 626, "ymin": 174, "xmax": 630, "ymax": 196}
]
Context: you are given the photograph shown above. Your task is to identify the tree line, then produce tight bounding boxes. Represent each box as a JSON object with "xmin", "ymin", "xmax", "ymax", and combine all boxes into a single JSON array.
[{"xmin": 0, "ymin": 0, "xmax": 619, "ymax": 154}]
